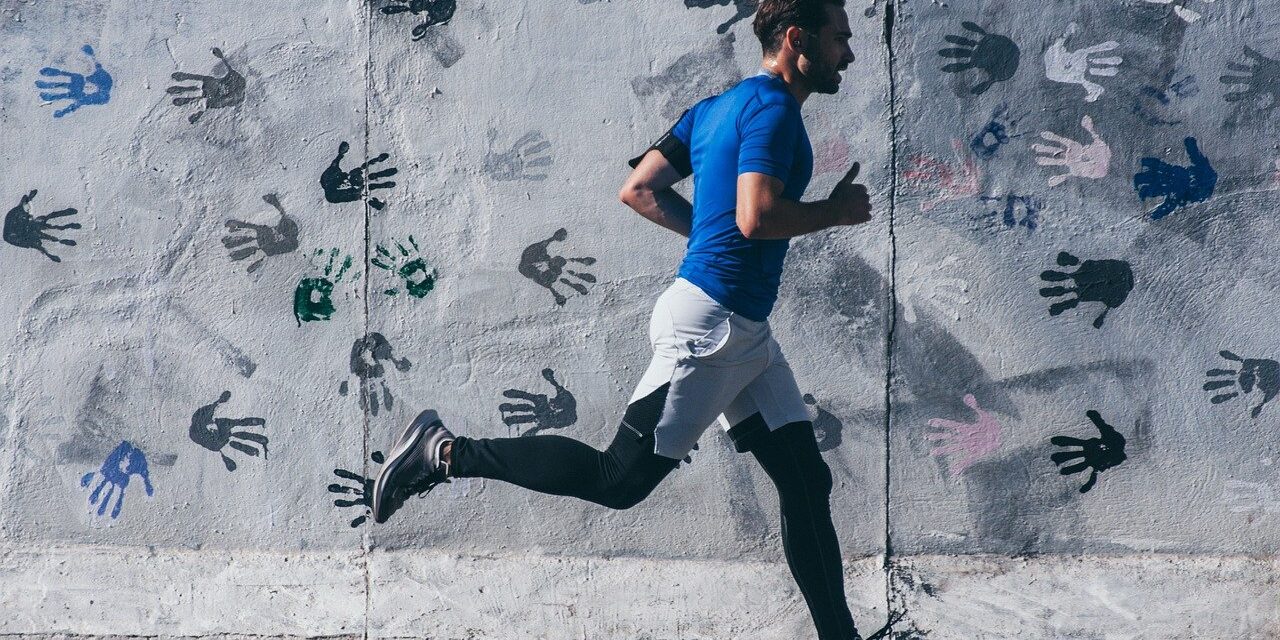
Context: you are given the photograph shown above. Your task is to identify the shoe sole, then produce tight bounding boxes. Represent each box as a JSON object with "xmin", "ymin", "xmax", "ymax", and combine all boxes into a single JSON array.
[{"xmin": 372, "ymin": 409, "xmax": 443, "ymax": 524}]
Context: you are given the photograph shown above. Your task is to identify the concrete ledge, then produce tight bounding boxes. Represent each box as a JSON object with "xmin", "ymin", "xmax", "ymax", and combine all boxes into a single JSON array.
[{"xmin": 2, "ymin": 544, "xmax": 1278, "ymax": 638}]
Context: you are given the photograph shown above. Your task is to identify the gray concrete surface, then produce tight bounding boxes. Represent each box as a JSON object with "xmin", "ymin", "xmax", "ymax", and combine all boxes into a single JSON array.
[{"xmin": 1, "ymin": 0, "xmax": 1278, "ymax": 637}]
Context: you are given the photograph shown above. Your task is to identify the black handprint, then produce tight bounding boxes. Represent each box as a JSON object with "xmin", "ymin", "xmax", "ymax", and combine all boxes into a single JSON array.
[
  {"xmin": 166, "ymin": 47, "xmax": 246, "ymax": 124},
  {"xmin": 1205, "ymin": 350, "xmax": 1279, "ymax": 419},
  {"xmin": 938, "ymin": 22, "xmax": 1020, "ymax": 96},
  {"xmin": 683, "ymin": 0, "xmax": 758, "ymax": 35},
  {"xmin": 320, "ymin": 141, "xmax": 399, "ymax": 210},
  {"xmin": 484, "ymin": 129, "xmax": 553, "ymax": 181},
  {"xmin": 803, "ymin": 393, "xmax": 844, "ymax": 452},
  {"xmin": 223, "ymin": 194, "xmax": 299, "ymax": 273},
  {"xmin": 1050, "ymin": 410, "xmax": 1127, "ymax": 493},
  {"xmin": 338, "ymin": 332, "xmax": 412, "ymax": 416},
  {"xmin": 518, "ymin": 228, "xmax": 597, "ymax": 306},
  {"xmin": 378, "ymin": 0, "xmax": 456, "ymax": 41},
  {"xmin": 1220, "ymin": 47, "xmax": 1280, "ymax": 112},
  {"xmin": 1133, "ymin": 137, "xmax": 1217, "ymax": 220},
  {"xmin": 188, "ymin": 391, "xmax": 268, "ymax": 472},
  {"xmin": 1039, "ymin": 251, "xmax": 1133, "ymax": 329},
  {"xmin": 3, "ymin": 189, "xmax": 80, "ymax": 262},
  {"xmin": 500, "ymin": 368, "xmax": 578, "ymax": 436},
  {"xmin": 329, "ymin": 451, "xmax": 384, "ymax": 528}
]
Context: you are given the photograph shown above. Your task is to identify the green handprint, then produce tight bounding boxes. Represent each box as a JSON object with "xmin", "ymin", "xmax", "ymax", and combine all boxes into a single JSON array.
[
  {"xmin": 294, "ymin": 248, "xmax": 355, "ymax": 325},
  {"xmin": 372, "ymin": 235, "xmax": 437, "ymax": 298}
]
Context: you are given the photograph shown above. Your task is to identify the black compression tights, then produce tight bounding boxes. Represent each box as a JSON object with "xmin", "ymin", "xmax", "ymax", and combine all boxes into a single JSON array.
[{"xmin": 449, "ymin": 383, "xmax": 857, "ymax": 639}]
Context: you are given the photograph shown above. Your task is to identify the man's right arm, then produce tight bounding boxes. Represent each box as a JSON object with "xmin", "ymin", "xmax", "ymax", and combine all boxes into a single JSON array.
[{"xmin": 736, "ymin": 164, "xmax": 871, "ymax": 240}]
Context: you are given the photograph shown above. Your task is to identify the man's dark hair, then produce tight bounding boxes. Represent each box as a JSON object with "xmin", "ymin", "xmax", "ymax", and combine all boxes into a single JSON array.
[{"xmin": 753, "ymin": 0, "xmax": 845, "ymax": 56}]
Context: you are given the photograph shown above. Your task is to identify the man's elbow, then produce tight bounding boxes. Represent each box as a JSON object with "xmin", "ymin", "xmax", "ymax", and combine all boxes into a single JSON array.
[
  {"xmin": 736, "ymin": 209, "xmax": 764, "ymax": 239},
  {"xmin": 618, "ymin": 183, "xmax": 648, "ymax": 208}
]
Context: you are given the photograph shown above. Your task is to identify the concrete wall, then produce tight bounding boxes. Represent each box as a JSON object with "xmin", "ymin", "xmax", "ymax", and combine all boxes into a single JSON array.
[{"xmin": 1, "ymin": 0, "xmax": 1278, "ymax": 637}]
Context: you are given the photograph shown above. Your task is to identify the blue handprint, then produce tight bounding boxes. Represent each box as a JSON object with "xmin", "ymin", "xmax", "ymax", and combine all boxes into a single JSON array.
[
  {"xmin": 1133, "ymin": 137, "xmax": 1217, "ymax": 220},
  {"xmin": 79, "ymin": 440, "xmax": 154, "ymax": 519},
  {"xmin": 35, "ymin": 45, "xmax": 113, "ymax": 118}
]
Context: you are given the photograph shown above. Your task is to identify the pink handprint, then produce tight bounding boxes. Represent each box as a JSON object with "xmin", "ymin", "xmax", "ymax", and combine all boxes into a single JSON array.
[
  {"xmin": 812, "ymin": 134, "xmax": 851, "ymax": 176},
  {"xmin": 903, "ymin": 140, "xmax": 981, "ymax": 212},
  {"xmin": 925, "ymin": 394, "xmax": 1002, "ymax": 477}
]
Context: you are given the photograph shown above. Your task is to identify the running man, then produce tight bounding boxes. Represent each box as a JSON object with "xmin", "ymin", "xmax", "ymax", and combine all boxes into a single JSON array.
[{"xmin": 372, "ymin": 1, "xmax": 894, "ymax": 637}]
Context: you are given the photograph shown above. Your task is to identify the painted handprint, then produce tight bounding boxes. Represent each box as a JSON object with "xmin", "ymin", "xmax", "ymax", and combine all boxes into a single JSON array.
[
  {"xmin": 938, "ymin": 22, "xmax": 1020, "ymax": 96},
  {"xmin": 1044, "ymin": 27, "xmax": 1122, "ymax": 103},
  {"xmin": 293, "ymin": 249, "xmax": 355, "ymax": 326},
  {"xmin": 1039, "ymin": 251, "xmax": 1133, "ymax": 329},
  {"xmin": 377, "ymin": 0, "xmax": 456, "ymax": 41},
  {"xmin": 1033, "ymin": 116, "xmax": 1112, "ymax": 187},
  {"xmin": 3, "ymin": 190, "xmax": 79, "ymax": 262},
  {"xmin": 320, "ymin": 141, "xmax": 399, "ymax": 211},
  {"xmin": 1143, "ymin": 0, "xmax": 1216, "ymax": 23},
  {"xmin": 223, "ymin": 194, "xmax": 299, "ymax": 274},
  {"xmin": 684, "ymin": 0, "xmax": 759, "ymax": 35},
  {"xmin": 484, "ymin": 129, "xmax": 553, "ymax": 182},
  {"xmin": 500, "ymin": 368, "xmax": 578, "ymax": 437},
  {"xmin": 338, "ymin": 332, "xmax": 413, "ymax": 417},
  {"xmin": 899, "ymin": 255, "xmax": 971, "ymax": 323},
  {"xmin": 188, "ymin": 391, "xmax": 268, "ymax": 472},
  {"xmin": 1219, "ymin": 47, "xmax": 1280, "ymax": 113},
  {"xmin": 975, "ymin": 194, "xmax": 1041, "ymax": 233},
  {"xmin": 373, "ymin": 235, "xmax": 437, "ymax": 298},
  {"xmin": 518, "ymin": 228, "xmax": 597, "ymax": 306},
  {"xmin": 631, "ymin": 33, "xmax": 740, "ymax": 120},
  {"xmin": 803, "ymin": 393, "xmax": 844, "ymax": 452},
  {"xmin": 166, "ymin": 47, "xmax": 246, "ymax": 124},
  {"xmin": 1133, "ymin": 137, "xmax": 1216, "ymax": 220},
  {"xmin": 329, "ymin": 451, "xmax": 384, "ymax": 528},
  {"xmin": 1049, "ymin": 410, "xmax": 1127, "ymax": 494},
  {"xmin": 970, "ymin": 103, "xmax": 1024, "ymax": 160},
  {"xmin": 1204, "ymin": 350, "xmax": 1278, "ymax": 418},
  {"xmin": 35, "ymin": 44, "xmax": 113, "ymax": 118},
  {"xmin": 79, "ymin": 441, "xmax": 154, "ymax": 519},
  {"xmin": 903, "ymin": 140, "xmax": 980, "ymax": 212},
  {"xmin": 926, "ymin": 394, "xmax": 1002, "ymax": 477},
  {"xmin": 1223, "ymin": 479, "xmax": 1280, "ymax": 521},
  {"xmin": 1134, "ymin": 72, "xmax": 1199, "ymax": 127}
]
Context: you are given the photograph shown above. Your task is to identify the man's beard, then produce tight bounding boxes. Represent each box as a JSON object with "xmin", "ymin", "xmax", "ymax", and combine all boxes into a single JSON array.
[{"xmin": 800, "ymin": 55, "xmax": 841, "ymax": 94}]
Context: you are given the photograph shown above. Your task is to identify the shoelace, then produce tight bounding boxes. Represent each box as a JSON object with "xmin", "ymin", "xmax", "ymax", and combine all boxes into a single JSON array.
[{"xmin": 855, "ymin": 609, "xmax": 906, "ymax": 640}]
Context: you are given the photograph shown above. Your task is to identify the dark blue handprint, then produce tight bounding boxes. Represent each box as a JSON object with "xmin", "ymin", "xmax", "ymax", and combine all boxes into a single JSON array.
[
  {"xmin": 35, "ymin": 45, "xmax": 113, "ymax": 118},
  {"xmin": 79, "ymin": 441, "xmax": 154, "ymax": 519},
  {"xmin": 1133, "ymin": 137, "xmax": 1216, "ymax": 220}
]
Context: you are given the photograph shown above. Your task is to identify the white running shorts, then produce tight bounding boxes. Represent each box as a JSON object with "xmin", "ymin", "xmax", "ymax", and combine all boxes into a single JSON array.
[{"xmin": 628, "ymin": 277, "xmax": 811, "ymax": 460}]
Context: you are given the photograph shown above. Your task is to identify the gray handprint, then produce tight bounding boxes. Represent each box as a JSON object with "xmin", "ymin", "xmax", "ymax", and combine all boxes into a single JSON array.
[
  {"xmin": 166, "ymin": 47, "xmax": 246, "ymax": 124},
  {"xmin": 501, "ymin": 368, "xmax": 578, "ymax": 436},
  {"xmin": 223, "ymin": 194, "xmax": 299, "ymax": 273},
  {"xmin": 938, "ymin": 22, "xmax": 1020, "ymax": 96},
  {"xmin": 631, "ymin": 33, "xmax": 741, "ymax": 120},
  {"xmin": 684, "ymin": 0, "xmax": 759, "ymax": 35},
  {"xmin": 803, "ymin": 393, "xmax": 844, "ymax": 452},
  {"xmin": 338, "ymin": 332, "xmax": 412, "ymax": 416},
  {"xmin": 1039, "ymin": 251, "xmax": 1133, "ymax": 328},
  {"xmin": 484, "ymin": 129, "xmax": 553, "ymax": 181},
  {"xmin": 3, "ymin": 189, "xmax": 79, "ymax": 262},
  {"xmin": 1204, "ymin": 350, "xmax": 1279, "ymax": 418},
  {"xmin": 518, "ymin": 228, "xmax": 597, "ymax": 306},
  {"xmin": 188, "ymin": 391, "xmax": 268, "ymax": 472},
  {"xmin": 1220, "ymin": 47, "xmax": 1280, "ymax": 115}
]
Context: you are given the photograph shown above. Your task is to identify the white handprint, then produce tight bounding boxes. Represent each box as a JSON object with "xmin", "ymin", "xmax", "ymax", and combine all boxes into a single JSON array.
[
  {"xmin": 1144, "ymin": 0, "xmax": 1216, "ymax": 23},
  {"xmin": 1032, "ymin": 116, "xmax": 1112, "ymax": 187},
  {"xmin": 900, "ymin": 255, "xmax": 971, "ymax": 324},
  {"xmin": 1044, "ymin": 27, "xmax": 1122, "ymax": 103},
  {"xmin": 1223, "ymin": 480, "xmax": 1280, "ymax": 518}
]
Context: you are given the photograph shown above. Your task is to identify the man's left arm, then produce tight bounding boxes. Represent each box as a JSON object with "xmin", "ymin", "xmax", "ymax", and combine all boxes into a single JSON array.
[{"xmin": 618, "ymin": 149, "xmax": 692, "ymax": 238}]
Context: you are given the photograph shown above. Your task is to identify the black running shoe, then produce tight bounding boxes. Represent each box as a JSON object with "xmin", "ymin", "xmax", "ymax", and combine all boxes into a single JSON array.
[{"xmin": 372, "ymin": 409, "xmax": 455, "ymax": 524}]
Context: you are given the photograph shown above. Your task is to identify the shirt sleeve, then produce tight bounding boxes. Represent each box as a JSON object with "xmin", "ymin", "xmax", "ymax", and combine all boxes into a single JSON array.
[
  {"xmin": 737, "ymin": 101, "xmax": 802, "ymax": 181},
  {"xmin": 626, "ymin": 108, "xmax": 695, "ymax": 177}
]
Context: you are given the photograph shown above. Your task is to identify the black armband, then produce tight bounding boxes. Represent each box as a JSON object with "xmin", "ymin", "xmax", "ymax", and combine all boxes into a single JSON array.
[{"xmin": 627, "ymin": 127, "xmax": 693, "ymax": 177}]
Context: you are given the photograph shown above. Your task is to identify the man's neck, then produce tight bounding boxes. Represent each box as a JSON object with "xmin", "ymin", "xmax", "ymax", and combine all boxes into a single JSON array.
[{"xmin": 758, "ymin": 61, "xmax": 811, "ymax": 106}]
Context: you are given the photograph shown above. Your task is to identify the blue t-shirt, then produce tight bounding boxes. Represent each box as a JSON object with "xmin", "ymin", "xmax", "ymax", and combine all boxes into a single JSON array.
[{"xmin": 666, "ymin": 69, "xmax": 813, "ymax": 321}]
